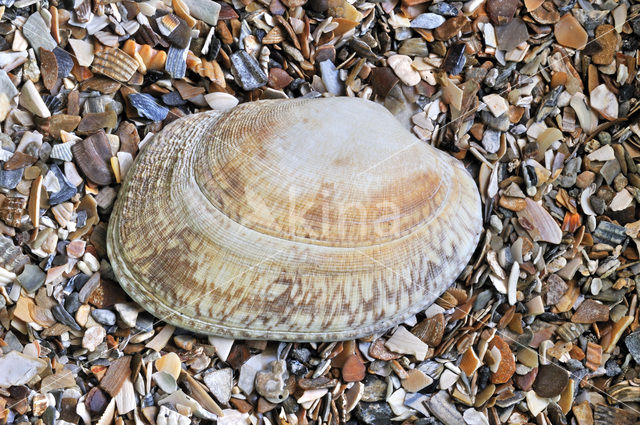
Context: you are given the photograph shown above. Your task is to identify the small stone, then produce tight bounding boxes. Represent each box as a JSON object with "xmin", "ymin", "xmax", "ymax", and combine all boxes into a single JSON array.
[
  {"xmin": 0, "ymin": 351, "xmax": 47, "ymax": 387},
  {"xmin": 156, "ymin": 352, "xmax": 182, "ymax": 380},
  {"xmin": 410, "ymin": 13, "xmax": 446, "ymax": 29},
  {"xmin": 230, "ymin": 50, "xmax": 268, "ymax": 91},
  {"xmin": 319, "ymin": 60, "xmax": 343, "ymax": 95},
  {"xmin": 514, "ymin": 368, "xmax": 538, "ymax": 391},
  {"xmin": 16, "ymin": 263, "xmax": 46, "ymax": 292},
  {"xmin": 22, "ymin": 12, "xmax": 57, "ymax": 55},
  {"xmin": 48, "ymin": 164, "xmax": 77, "ymax": 205},
  {"xmin": 0, "ymin": 70, "xmax": 18, "ymax": 100},
  {"xmin": 203, "ymin": 368, "xmax": 233, "ymax": 405},
  {"xmin": 624, "ymin": 332, "xmax": 640, "ymax": 365},
  {"xmin": 526, "ymin": 390, "xmax": 550, "ymax": 417},
  {"xmin": 157, "ymin": 405, "xmax": 190, "ymax": 425},
  {"xmin": 114, "ymin": 302, "xmax": 140, "ymax": 328},
  {"xmin": 398, "ymin": 38, "xmax": 429, "ymax": 57},
  {"xmin": 92, "ymin": 308, "xmax": 116, "ymax": 326},
  {"xmin": 0, "ymin": 162, "xmax": 23, "ymax": 189},
  {"xmin": 434, "ymin": 15, "xmax": 467, "ymax": 40},
  {"xmin": 128, "ymin": 94, "xmax": 169, "ymax": 122},
  {"xmin": 40, "ymin": 49, "xmax": 58, "ymax": 91},
  {"xmin": 428, "ymin": 391, "xmax": 465, "ymax": 425},
  {"xmin": 483, "ymin": 94, "xmax": 509, "ymax": 117},
  {"xmin": 554, "ymin": 13, "xmax": 587, "ymax": 50},
  {"xmin": 361, "ymin": 375, "xmax": 387, "ymax": 402},
  {"xmin": 151, "ymin": 371, "xmax": 177, "ymax": 395},
  {"xmin": 543, "ymin": 274, "xmax": 567, "ymax": 305},
  {"xmin": 496, "ymin": 18, "xmax": 529, "ymax": 52},
  {"xmin": 480, "ymin": 110, "xmax": 510, "ymax": 131},
  {"xmin": 571, "ymin": 299, "xmax": 610, "ymax": 323},
  {"xmin": 83, "ymin": 325, "xmax": 106, "ymax": 352},
  {"xmin": 429, "ymin": 2, "xmax": 458, "ymax": 16},
  {"xmin": 53, "ymin": 47, "xmax": 74, "ymax": 79},
  {"xmin": 267, "ymin": 67, "xmax": 293, "ymax": 90},
  {"xmin": 387, "ymin": 55, "xmax": 421, "ymax": 86},
  {"xmin": 354, "ymin": 402, "xmax": 392, "ymax": 425},
  {"xmin": 442, "ymin": 43, "xmax": 466, "ymax": 75},
  {"xmin": 255, "ymin": 360, "xmax": 289, "ymax": 404},
  {"xmin": 486, "ymin": 0, "xmax": 518, "ymax": 24},
  {"xmin": 52, "ymin": 304, "xmax": 82, "ymax": 331},
  {"xmin": 533, "ymin": 363, "xmax": 569, "ymax": 398},
  {"xmin": 183, "ymin": 0, "xmax": 221, "ymax": 26},
  {"xmin": 592, "ymin": 24, "xmax": 619, "ymax": 65},
  {"xmin": 20, "ymin": 80, "xmax": 50, "ymax": 118},
  {"xmin": 174, "ymin": 334, "xmax": 195, "ymax": 350}
]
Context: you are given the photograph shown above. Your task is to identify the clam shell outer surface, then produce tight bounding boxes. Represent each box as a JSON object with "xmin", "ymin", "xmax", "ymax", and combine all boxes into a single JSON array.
[{"xmin": 107, "ymin": 97, "xmax": 482, "ymax": 341}]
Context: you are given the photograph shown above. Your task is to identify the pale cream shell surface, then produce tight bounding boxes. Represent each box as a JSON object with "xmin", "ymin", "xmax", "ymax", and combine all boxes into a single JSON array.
[{"xmin": 107, "ymin": 97, "xmax": 482, "ymax": 341}]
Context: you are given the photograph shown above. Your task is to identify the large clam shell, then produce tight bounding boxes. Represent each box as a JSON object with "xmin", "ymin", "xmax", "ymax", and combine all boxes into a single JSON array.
[{"xmin": 107, "ymin": 97, "xmax": 482, "ymax": 341}]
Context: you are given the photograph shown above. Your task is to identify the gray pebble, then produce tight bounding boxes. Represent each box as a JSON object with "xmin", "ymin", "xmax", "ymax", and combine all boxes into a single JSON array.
[
  {"xmin": 92, "ymin": 309, "xmax": 116, "ymax": 326},
  {"xmin": 17, "ymin": 264, "xmax": 46, "ymax": 293},
  {"xmin": 410, "ymin": 13, "xmax": 446, "ymax": 29}
]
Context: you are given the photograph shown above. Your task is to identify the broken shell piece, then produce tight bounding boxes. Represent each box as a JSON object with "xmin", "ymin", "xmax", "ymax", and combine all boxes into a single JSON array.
[
  {"xmin": 68, "ymin": 39, "xmax": 94, "ymax": 67},
  {"xmin": 92, "ymin": 48, "xmax": 138, "ymax": 83},
  {"xmin": 388, "ymin": 55, "xmax": 421, "ymax": 86},
  {"xmin": 590, "ymin": 84, "xmax": 618, "ymax": 120},
  {"xmin": 19, "ymin": 80, "xmax": 51, "ymax": 118},
  {"xmin": 107, "ymin": 98, "xmax": 482, "ymax": 341},
  {"xmin": 554, "ymin": 13, "xmax": 586, "ymax": 49}
]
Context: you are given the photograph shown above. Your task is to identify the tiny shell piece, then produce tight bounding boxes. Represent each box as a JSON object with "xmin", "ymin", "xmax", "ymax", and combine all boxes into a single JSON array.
[
  {"xmin": 68, "ymin": 39, "xmax": 95, "ymax": 67},
  {"xmin": 166, "ymin": 45, "xmax": 189, "ymax": 79},
  {"xmin": 92, "ymin": 48, "xmax": 138, "ymax": 83},
  {"xmin": 230, "ymin": 50, "xmax": 268, "ymax": 91},
  {"xmin": 128, "ymin": 93, "xmax": 169, "ymax": 121}
]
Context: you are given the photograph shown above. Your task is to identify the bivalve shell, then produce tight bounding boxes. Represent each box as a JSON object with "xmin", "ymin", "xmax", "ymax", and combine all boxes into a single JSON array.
[{"xmin": 107, "ymin": 98, "xmax": 482, "ymax": 341}]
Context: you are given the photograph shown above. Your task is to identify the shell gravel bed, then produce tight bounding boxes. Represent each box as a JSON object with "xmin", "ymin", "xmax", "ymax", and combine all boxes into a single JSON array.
[{"xmin": 0, "ymin": 0, "xmax": 640, "ymax": 424}]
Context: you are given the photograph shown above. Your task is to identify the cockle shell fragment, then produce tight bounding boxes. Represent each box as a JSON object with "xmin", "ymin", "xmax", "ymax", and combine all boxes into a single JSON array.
[{"xmin": 107, "ymin": 98, "xmax": 482, "ymax": 341}]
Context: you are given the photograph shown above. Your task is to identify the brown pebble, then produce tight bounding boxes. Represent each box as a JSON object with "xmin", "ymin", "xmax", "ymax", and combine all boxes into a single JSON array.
[
  {"xmin": 4, "ymin": 151, "xmax": 37, "ymax": 171},
  {"xmin": 341, "ymin": 354, "xmax": 365, "ymax": 382},
  {"xmin": 486, "ymin": 0, "xmax": 518, "ymax": 25},
  {"xmin": 268, "ymin": 68, "xmax": 293, "ymax": 90},
  {"xmin": 498, "ymin": 196, "xmax": 526, "ymax": 211},
  {"xmin": 368, "ymin": 338, "xmax": 401, "ymax": 361},
  {"xmin": 40, "ymin": 48, "xmax": 58, "ymax": 91},
  {"xmin": 554, "ymin": 13, "xmax": 587, "ymax": 50},
  {"xmin": 401, "ymin": 368, "xmax": 432, "ymax": 392},
  {"xmin": 571, "ymin": 299, "xmax": 610, "ymax": 323},
  {"xmin": 489, "ymin": 335, "xmax": 515, "ymax": 384},
  {"xmin": 413, "ymin": 313, "xmax": 445, "ymax": 347},
  {"xmin": 592, "ymin": 24, "xmax": 619, "ymax": 65},
  {"xmin": 434, "ymin": 15, "xmax": 467, "ymax": 41},
  {"xmin": 49, "ymin": 115, "xmax": 82, "ymax": 138},
  {"xmin": 77, "ymin": 110, "xmax": 118, "ymax": 133},
  {"xmin": 533, "ymin": 363, "xmax": 569, "ymax": 398},
  {"xmin": 514, "ymin": 367, "xmax": 538, "ymax": 391}
]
